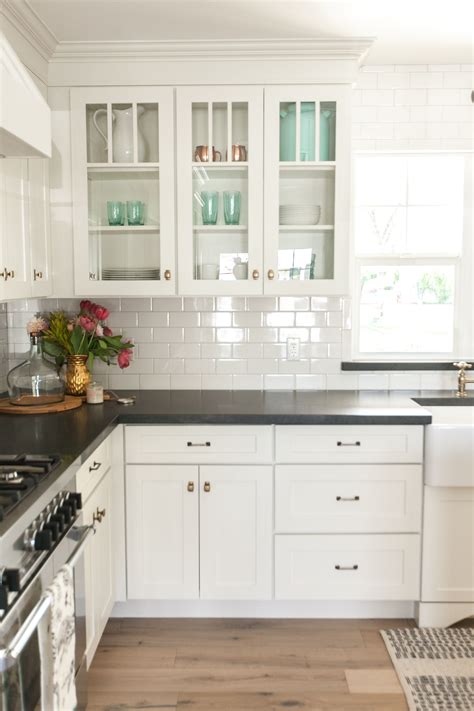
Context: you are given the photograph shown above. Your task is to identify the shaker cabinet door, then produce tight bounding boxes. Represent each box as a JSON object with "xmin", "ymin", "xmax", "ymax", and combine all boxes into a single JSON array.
[
  {"xmin": 126, "ymin": 465, "xmax": 199, "ymax": 600},
  {"xmin": 176, "ymin": 86, "xmax": 264, "ymax": 294},
  {"xmin": 263, "ymin": 85, "xmax": 350, "ymax": 295},
  {"xmin": 29, "ymin": 159, "xmax": 52, "ymax": 297},
  {"xmin": 71, "ymin": 87, "xmax": 176, "ymax": 296},
  {"xmin": 199, "ymin": 465, "xmax": 273, "ymax": 600},
  {"xmin": 0, "ymin": 158, "xmax": 31, "ymax": 300}
]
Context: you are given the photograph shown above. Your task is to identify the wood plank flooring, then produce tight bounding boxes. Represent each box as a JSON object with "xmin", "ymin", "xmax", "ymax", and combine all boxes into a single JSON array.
[{"xmin": 87, "ymin": 618, "xmax": 413, "ymax": 710}]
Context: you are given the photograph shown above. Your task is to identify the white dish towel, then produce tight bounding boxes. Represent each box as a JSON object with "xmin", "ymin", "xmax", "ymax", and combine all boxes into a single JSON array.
[{"xmin": 38, "ymin": 563, "xmax": 77, "ymax": 711}]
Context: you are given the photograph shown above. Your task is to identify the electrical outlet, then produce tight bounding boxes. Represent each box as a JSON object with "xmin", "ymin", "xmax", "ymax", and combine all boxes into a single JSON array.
[{"xmin": 286, "ymin": 337, "xmax": 300, "ymax": 361}]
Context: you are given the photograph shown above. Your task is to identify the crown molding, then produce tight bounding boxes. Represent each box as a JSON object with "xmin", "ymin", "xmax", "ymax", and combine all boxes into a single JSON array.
[
  {"xmin": 0, "ymin": 0, "xmax": 58, "ymax": 61},
  {"xmin": 50, "ymin": 37, "xmax": 374, "ymax": 64}
]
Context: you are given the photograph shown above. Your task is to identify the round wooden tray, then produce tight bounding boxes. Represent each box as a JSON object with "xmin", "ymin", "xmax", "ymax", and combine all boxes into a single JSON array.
[{"xmin": 0, "ymin": 395, "xmax": 83, "ymax": 415}]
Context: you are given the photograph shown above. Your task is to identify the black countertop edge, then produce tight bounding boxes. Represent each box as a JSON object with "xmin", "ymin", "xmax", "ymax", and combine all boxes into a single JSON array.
[{"xmin": 341, "ymin": 361, "xmax": 474, "ymax": 371}]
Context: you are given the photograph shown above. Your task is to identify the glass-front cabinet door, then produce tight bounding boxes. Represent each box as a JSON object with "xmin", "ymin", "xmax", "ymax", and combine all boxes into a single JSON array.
[
  {"xmin": 176, "ymin": 87, "xmax": 263, "ymax": 294},
  {"xmin": 263, "ymin": 86, "xmax": 350, "ymax": 294},
  {"xmin": 71, "ymin": 87, "xmax": 175, "ymax": 295}
]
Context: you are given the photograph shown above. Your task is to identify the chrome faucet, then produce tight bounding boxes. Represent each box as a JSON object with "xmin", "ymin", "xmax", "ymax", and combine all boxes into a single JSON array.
[{"xmin": 453, "ymin": 361, "xmax": 474, "ymax": 397}]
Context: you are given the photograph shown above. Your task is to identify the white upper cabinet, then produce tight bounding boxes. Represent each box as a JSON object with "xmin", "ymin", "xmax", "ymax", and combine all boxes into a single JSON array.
[
  {"xmin": 0, "ymin": 158, "xmax": 30, "ymax": 300},
  {"xmin": 264, "ymin": 86, "xmax": 350, "ymax": 294},
  {"xmin": 70, "ymin": 87, "xmax": 176, "ymax": 295},
  {"xmin": 29, "ymin": 159, "xmax": 52, "ymax": 297},
  {"xmin": 176, "ymin": 86, "xmax": 264, "ymax": 294}
]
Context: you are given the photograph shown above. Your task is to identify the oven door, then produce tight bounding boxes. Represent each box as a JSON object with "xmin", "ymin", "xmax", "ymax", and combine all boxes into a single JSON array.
[{"xmin": 0, "ymin": 523, "xmax": 92, "ymax": 711}]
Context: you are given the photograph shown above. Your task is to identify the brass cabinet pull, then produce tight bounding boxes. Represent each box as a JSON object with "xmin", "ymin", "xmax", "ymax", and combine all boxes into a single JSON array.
[
  {"xmin": 252, "ymin": 269, "xmax": 259, "ymax": 280},
  {"xmin": 89, "ymin": 272, "xmax": 97, "ymax": 280},
  {"xmin": 187, "ymin": 481, "xmax": 195, "ymax": 492},
  {"xmin": 33, "ymin": 269, "xmax": 43, "ymax": 280},
  {"xmin": 203, "ymin": 481, "xmax": 211, "ymax": 493},
  {"xmin": 89, "ymin": 461, "xmax": 102, "ymax": 472},
  {"xmin": 164, "ymin": 269, "xmax": 172, "ymax": 281},
  {"xmin": 336, "ymin": 496, "xmax": 360, "ymax": 502},
  {"xmin": 2, "ymin": 268, "xmax": 14, "ymax": 281},
  {"xmin": 337, "ymin": 441, "xmax": 361, "ymax": 447},
  {"xmin": 335, "ymin": 564, "xmax": 358, "ymax": 571},
  {"xmin": 267, "ymin": 269, "xmax": 275, "ymax": 280},
  {"xmin": 93, "ymin": 507, "xmax": 106, "ymax": 524}
]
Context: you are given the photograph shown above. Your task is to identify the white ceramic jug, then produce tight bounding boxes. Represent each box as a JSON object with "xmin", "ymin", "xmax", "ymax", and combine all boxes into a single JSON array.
[{"xmin": 93, "ymin": 106, "xmax": 147, "ymax": 162}]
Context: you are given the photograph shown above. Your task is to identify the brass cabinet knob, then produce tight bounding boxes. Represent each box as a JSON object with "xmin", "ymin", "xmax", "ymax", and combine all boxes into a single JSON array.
[
  {"xmin": 187, "ymin": 481, "xmax": 195, "ymax": 492},
  {"xmin": 3, "ymin": 268, "xmax": 14, "ymax": 281},
  {"xmin": 267, "ymin": 269, "xmax": 275, "ymax": 280},
  {"xmin": 93, "ymin": 507, "xmax": 106, "ymax": 524},
  {"xmin": 164, "ymin": 269, "xmax": 172, "ymax": 281},
  {"xmin": 252, "ymin": 269, "xmax": 259, "ymax": 280},
  {"xmin": 203, "ymin": 481, "xmax": 211, "ymax": 493},
  {"xmin": 89, "ymin": 272, "xmax": 97, "ymax": 280},
  {"xmin": 33, "ymin": 269, "xmax": 43, "ymax": 280}
]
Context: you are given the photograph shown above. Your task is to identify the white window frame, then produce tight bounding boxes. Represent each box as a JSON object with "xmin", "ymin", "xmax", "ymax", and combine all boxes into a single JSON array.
[{"xmin": 351, "ymin": 151, "xmax": 473, "ymax": 361}]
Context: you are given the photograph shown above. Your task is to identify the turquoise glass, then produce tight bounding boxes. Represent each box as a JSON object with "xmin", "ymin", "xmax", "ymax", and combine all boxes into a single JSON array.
[
  {"xmin": 107, "ymin": 201, "xmax": 125, "ymax": 225},
  {"xmin": 223, "ymin": 191, "xmax": 241, "ymax": 225},
  {"xmin": 279, "ymin": 102, "xmax": 316, "ymax": 161},
  {"xmin": 320, "ymin": 102, "xmax": 336, "ymax": 161},
  {"xmin": 201, "ymin": 191, "xmax": 218, "ymax": 225},
  {"xmin": 127, "ymin": 200, "xmax": 145, "ymax": 225}
]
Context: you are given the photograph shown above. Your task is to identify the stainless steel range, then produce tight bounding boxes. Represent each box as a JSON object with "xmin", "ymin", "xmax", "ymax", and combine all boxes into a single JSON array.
[{"xmin": 0, "ymin": 453, "xmax": 91, "ymax": 710}]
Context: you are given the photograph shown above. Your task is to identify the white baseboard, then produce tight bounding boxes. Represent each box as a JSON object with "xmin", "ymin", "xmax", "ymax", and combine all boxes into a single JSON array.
[{"xmin": 111, "ymin": 599, "xmax": 415, "ymax": 619}]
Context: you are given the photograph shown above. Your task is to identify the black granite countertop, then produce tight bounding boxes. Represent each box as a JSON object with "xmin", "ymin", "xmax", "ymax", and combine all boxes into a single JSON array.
[{"xmin": 1, "ymin": 388, "xmax": 470, "ymax": 462}]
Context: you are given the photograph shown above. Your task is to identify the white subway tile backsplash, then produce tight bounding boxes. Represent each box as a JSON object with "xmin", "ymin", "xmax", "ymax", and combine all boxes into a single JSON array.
[
  {"xmin": 265, "ymin": 312, "xmax": 295, "ymax": 327},
  {"xmin": 184, "ymin": 359, "xmax": 216, "ymax": 374},
  {"xmin": 394, "ymin": 89, "xmax": 427, "ymax": 105},
  {"xmin": 427, "ymin": 88, "xmax": 461, "ymax": 105},
  {"xmin": 310, "ymin": 328, "xmax": 342, "ymax": 343},
  {"xmin": 361, "ymin": 89, "xmax": 394, "ymax": 106},
  {"xmin": 442, "ymin": 72, "xmax": 472, "ymax": 88},
  {"xmin": 201, "ymin": 374, "xmax": 233, "ymax": 389},
  {"xmin": 139, "ymin": 374, "xmax": 170, "ymax": 389},
  {"xmin": 233, "ymin": 343, "xmax": 264, "ymax": 358},
  {"xmin": 247, "ymin": 359, "xmax": 278, "ymax": 374},
  {"xmin": 121, "ymin": 298, "xmax": 152, "ymax": 312},
  {"xmin": 108, "ymin": 373, "xmax": 140, "ymax": 389},
  {"xmin": 169, "ymin": 312, "xmax": 200, "ymax": 327},
  {"xmin": 154, "ymin": 327, "xmax": 184, "ymax": 342},
  {"xmin": 279, "ymin": 297, "xmax": 310, "ymax": 311},
  {"xmin": 278, "ymin": 359, "xmax": 310, "ymax": 374},
  {"xmin": 377, "ymin": 72, "xmax": 410, "ymax": 89},
  {"xmin": 311, "ymin": 297, "xmax": 342, "ymax": 311},
  {"xmin": 216, "ymin": 328, "xmax": 246, "ymax": 343},
  {"xmin": 247, "ymin": 297, "xmax": 278, "ymax": 311},
  {"xmin": 216, "ymin": 296, "xmax": 246, "ymax": 311},
  {"xmin": 248, "ymin": 327, "xmax": 278, "ymax": 343},
  {"xmin": 295, "ymin": 312, "xmax": 326, "ymax": 327},
  {"xmin": 358, "ymin": 374, "xmax": 390, "ymax": 390},
  {"xmin": 138, "ymin": 312, "xmax": 169, "ymax": 327},
  {"xmin": 170, "ymin": 343, "xmax": 201, "ymax": 359},
  {"xmin": 184, "ymin": 327, "xmax": 215, "ymax": 343},
  {"xmin": 154, "ymin": 358, "xmax": 185, "ymax": 374},
  {"xmin": 170, "ymin": 374, "xmax": 202, "ymax": 390},
  {"xmin": 202, "ymin": 343, "xmax": 233, "ymax": 358},
  {"xmin": 389, "ymin": 373, "xmax": 422, "ymax": 390},
  {"xmin": 216, "ymin": 359, "xmax": 247, "ymax": 374},
  {"xmin": 264, "ymin": 374, "xmax": 295, "ymax": 390},
  {"xmin": 184, "ymin": 297, "xmax": 214, "ymax": 311},
  {"xmin": 232, "ymin": 374, "xmax": 263, "ymax": 390},
  {"xmin": 138, "ymin": 343, "xmax": 170, "ymax": 358},
  {"xmin": 295, "ymin": 374, "xmax": 327, "ymax": 390},
  {"xmin": 200, "ymin": 312, "xmax": 232, "ymax": 327},
  {"xmin": 410, "ymin": 72, "xmax": 443, "ymax": 88},
  {"xmin": 232, "ymin": 312, "xmax": 263, "ymax": 327},
  {"xmin": 279, "ymin": 327, "xmax": 309, "ymax": 341},
  {"xmin": 152, "ymin": 297, "xmax": 183, "ymax": 311}
]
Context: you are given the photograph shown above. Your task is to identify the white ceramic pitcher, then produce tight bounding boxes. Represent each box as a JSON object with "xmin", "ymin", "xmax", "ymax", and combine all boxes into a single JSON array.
[{"xmin": 93, "ymin": 106, "xmax": 147, "ymax": 162}]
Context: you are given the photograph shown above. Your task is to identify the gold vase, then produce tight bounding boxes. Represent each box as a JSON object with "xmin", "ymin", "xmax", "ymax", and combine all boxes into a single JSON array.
[{"xmin": 65, "ymin": 355, "xmax": 91, "ymax": 396}]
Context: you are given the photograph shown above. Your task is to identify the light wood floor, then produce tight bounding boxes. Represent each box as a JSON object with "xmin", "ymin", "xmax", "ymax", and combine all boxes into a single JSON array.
[{"xmin": 87, "ymin": 617, "xmax": 414, "ymax": 710}]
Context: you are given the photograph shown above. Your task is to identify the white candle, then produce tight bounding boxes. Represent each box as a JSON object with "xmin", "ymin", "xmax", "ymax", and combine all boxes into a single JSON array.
[{"xmin": 86, "ymin": 381, "xmax": 104, "ymax": 404}]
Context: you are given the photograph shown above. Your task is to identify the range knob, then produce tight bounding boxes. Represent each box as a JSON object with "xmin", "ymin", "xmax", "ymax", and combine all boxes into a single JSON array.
[
  {"xmin": 1, "ymin": 568, "xmax": 21, "ymax": 592},
  {"xmin": 43, "ymin": 518, "xmax": 61, "ymax": 541},
  {"xmin": 67, "ymin": 492, "xmax": 82, "ymax": 510},
  {"xmin": 50, "ymin": 512, "xmax": 66, "ymax": 533},
  {"xmin": 57, "ymin": 503, "xmax": 73, "ymax": 524},
  {"xmin": 33, "ymin": 529, "xmax": 53, "ymax": 551}
]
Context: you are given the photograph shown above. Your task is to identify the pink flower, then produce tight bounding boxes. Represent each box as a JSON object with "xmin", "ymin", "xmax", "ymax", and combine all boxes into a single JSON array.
[
  {"xmin": 95, "ymin": 324, "xmax": 104, "ymax": 337},
  {"xmin": 26, "ymin": 316, "xmax": 48, "ymax": 335},
  {"xmin": 78, "ymin": 315, "xmax": 96, "ymax": 333},
  {"xmin": 91, "ymin": 303, "xmax": 110, "ymax": 321},
  {"xmin": 67, "ymin": 322, "xmax": 74, "ymax": 332},
  {"xmin": 118, "ymin": 348, "xmax": 133, "ymax": 369},
  {"xmin": 80, "ymin": 300, "xmax": 93, "ymax": 313},
  {"xmin": 103, "ymin": 326, "xmax": 113, "ymax": 337}
]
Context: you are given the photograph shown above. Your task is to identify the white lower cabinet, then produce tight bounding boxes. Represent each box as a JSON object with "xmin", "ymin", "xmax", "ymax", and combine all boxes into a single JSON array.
[
  {"xmin": 83, "ymin": 464, "xmax": 114, "ymax": 666},
  {"xmin": 125, "ymin": 463, "xmax": 273, "ymax": 600},
  {"xmin": 200, "ymin": 466, "xmax": 272, "ymax": 600},
  {"xmin": 421, "ymin": 486, "xmax": 474, "ymax": 603},
  {"xmin": 275, "ymin": 534, "xmax": 421, "ymax": 601},
  {"xmin": 126, "ymin": 465, "xmax": 199, "ymax": 600}
]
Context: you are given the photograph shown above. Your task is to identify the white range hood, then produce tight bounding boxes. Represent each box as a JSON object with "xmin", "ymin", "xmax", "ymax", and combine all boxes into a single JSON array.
[{"xmin": 0, "ymin": 32, "xmax": 51, "ymax": 158}]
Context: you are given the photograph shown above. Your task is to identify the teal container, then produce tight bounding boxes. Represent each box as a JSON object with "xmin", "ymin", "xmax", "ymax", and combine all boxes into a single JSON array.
[
  {"xmin": 279, "ymin": 102, "xmax": 316, "ymax": 161},
  {"xmin": 320, "ymin": 103, "xmax": 336, "ymax": 161}
]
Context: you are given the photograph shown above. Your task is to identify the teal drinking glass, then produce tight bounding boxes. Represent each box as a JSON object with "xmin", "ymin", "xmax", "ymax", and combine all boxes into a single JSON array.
[
  {"xmin": 201, "ymin": 192, "xmax": 218, "ymax": 225},
  {"xmin": 223, "ymin": 191, "xmax": 241, "ymax": 225},
  {"xmin": 127, "ymin": 200, "xmax": 145, "ymax": 225},
  {"xmin": 107, "ymin": 201, "xmax": 125, "ymax": 226}
]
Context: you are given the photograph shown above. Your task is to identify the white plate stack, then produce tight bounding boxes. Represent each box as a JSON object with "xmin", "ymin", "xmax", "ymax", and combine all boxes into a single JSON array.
[
  {"xmin": 102, "ymin": 267, "xmax": 160, "ymax": 280},
  {"xmin": 279, "ymin": 204, "xmax": 321, "ymax": 226}
]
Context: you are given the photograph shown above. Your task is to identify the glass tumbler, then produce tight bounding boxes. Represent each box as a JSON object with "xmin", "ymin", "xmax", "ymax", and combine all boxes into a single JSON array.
[
  {"xmin": 223, "ymin": 191, "xmax": 241, "ymax": 225},
  {"xmin": 201, "ymin": 192, "xmax": 218, "ymax": 225},
  {"xmin": 127, "ymin": 201, "xmax": 145, "ymax": 225},
  {"xmin": 107, "ymin": 201, "xmax": 125, "ymax": 225}
]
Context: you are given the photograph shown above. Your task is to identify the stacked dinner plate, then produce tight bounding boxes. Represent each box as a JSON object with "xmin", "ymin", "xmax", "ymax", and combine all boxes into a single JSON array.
[
  {"xmin": 102, "ymin": 267, "xmax": 160, "ymax": 280},
  {"xmin": 279, "ymin": 204, "xmax": 321, "ymax": 226}
]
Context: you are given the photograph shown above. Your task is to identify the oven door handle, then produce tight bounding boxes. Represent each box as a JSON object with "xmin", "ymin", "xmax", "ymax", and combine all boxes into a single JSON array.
[{"xmin": 0, "ymin": 524, "xmax": 94, "ymax": 668}]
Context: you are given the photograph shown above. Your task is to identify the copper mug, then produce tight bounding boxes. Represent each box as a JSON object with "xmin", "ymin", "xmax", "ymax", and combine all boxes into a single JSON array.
[
  {"xmin": 227, "ymin": 144, "xmax": 247, "ymax": 162},
  {"xmin": 194, "ymin": 145, "xmax": 222, "ymax": 162}
]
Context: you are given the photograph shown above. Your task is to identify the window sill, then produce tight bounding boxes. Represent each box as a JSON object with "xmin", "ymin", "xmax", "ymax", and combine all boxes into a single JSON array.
[{"xmin": 341, "ymin": 361, "xmax": 474, "ymax": 371}]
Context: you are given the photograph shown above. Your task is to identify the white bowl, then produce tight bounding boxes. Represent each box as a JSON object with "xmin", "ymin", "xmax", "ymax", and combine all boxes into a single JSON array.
[{"xmin": 279, "ymin": 204, "xmax": 321, "ymax": 225}]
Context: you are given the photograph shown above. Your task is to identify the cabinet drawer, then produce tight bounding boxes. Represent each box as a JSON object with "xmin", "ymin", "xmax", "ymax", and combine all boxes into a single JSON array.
[
  {"xmin": 275, "ymin": 464, "xmax": 422, "ymax": 533},
  {"xmin": 275, "ymin": 426, "xmax": 423, "ymax": 463},
  {"xmin": 275, "ymin": 534, "xmax": 420, "ymax": 601},
  {"xmin": 77, "ymin": 436, "xmax": 112, "ymax": 501},
  {"xmin": 125, "ymin": 425, "xmax": 273, "ymax": 463}
]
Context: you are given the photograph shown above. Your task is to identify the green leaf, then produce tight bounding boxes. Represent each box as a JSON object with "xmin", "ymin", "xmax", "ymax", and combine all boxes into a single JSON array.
[
  {"xmin": 87, "ymin": 352, "xmax": 94, "ymax": 372},
  {"xmin": 70, "ymin": 326, "xmax": 84, "ymax": 354}
]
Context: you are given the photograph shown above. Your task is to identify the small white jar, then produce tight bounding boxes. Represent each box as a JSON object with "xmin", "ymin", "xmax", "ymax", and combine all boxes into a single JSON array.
[{"xmin": 86, "ymin": 381, "xmax": 104, "ymax": 405}]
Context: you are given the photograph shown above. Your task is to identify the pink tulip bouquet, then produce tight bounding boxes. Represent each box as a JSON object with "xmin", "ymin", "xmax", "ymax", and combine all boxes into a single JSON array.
[{"xmin": 41, "ymin": 300, "xmax": 133, "ymax": 371}]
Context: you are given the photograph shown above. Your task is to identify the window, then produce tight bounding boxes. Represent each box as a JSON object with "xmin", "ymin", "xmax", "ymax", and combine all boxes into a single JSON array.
[{"xmin": 353, "ymin": 153, "xmax": 473, "ymax": 359}]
